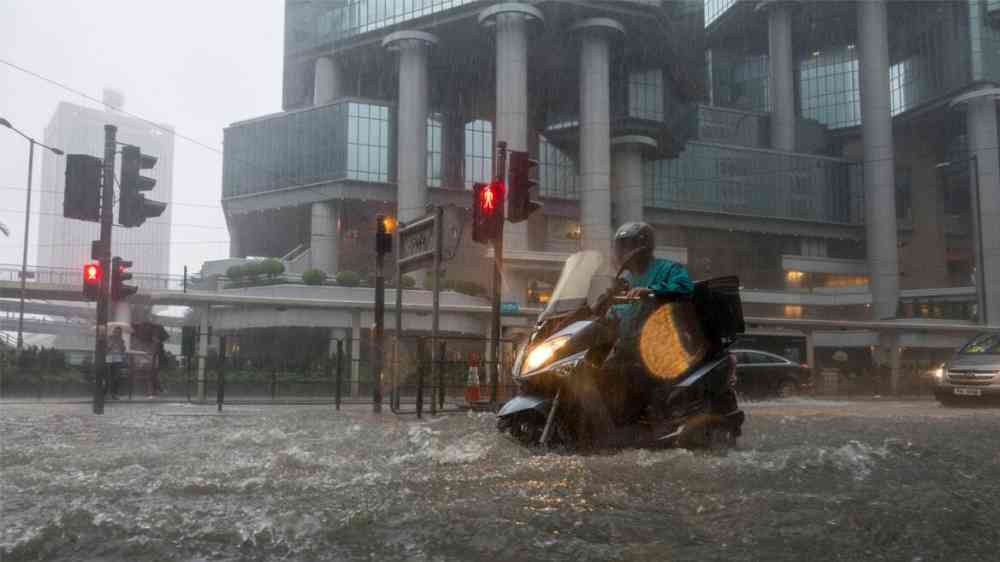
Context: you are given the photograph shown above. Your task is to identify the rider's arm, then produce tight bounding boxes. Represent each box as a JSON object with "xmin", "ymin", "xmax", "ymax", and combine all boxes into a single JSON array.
[{"xmin": 646, "ymin": 261, "xmax": 693, "ymax": 296}]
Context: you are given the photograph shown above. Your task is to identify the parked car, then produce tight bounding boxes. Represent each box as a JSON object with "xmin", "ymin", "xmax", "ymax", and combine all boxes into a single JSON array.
[
  {"xmin": 933, "ymin": 333, "xmax": 1000, "ymax": 405},
  {"xmin": 730, "ymin": 349, "xmax": 813, "ymax": 398}
]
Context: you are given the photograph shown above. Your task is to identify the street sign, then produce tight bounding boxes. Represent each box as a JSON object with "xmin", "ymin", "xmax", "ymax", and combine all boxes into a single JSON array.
[
  {"xmin": 393, "ymin": 207, "xmax": 445, "ymax": 417},
  {"xmin": 396, "ymin": 213, "xmax": 438, "ymax": 274},
  {"xmin": 501, "ymin": 302, "xmax": 520, "ymax": 315}
]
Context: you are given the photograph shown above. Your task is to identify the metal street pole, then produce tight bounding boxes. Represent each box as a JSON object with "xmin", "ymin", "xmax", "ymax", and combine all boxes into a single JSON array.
[
  {"xmin": 490, "ymin": 141, "xmax": 508, "ymax": 405},
  {"xmin": 972, "ymin": 155, "xmax": 988, "ymax": 324},
  {"xmin": 92, "ymin": 125, "xmax": 117, "ymax": 415},
  {"xmin": 1, "ymin": 118, "xmax": 63, "ymax": 364},
  {"xmin": 373, "ymin": 216, "xmax": 386, "ymax": 413},
  {"xmin": 15, "ymin": 139, "xmax": 35, "ymax": 358}
]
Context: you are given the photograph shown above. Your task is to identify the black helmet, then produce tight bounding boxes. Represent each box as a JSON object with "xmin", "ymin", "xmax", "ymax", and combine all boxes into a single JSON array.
[{"xmin": 613, "ymin": 222, "xmax": 655, "ymax": 271}]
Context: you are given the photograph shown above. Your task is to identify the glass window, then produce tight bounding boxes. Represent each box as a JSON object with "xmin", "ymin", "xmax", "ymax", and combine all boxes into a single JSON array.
[
  {"xmin": 464, "ymin": 119, "xmax": 493, "ymax": 190},
  {"xmin": 704, "ymin": 0, "xmax": 739, "ymax": 27},
  {"xmin": 628, "ymin": 69, "xmax": 665, "ymax": 121},
  {"xmin": 428, "ymin": 114, "xmax": 442, "ymax": 188},
  {"xmin": 538, "ymin": 135, "xmax": 578, "ymax": 199},
  {"xmin": 644, "ymin": 143, "xmax": 862, "ymax": 224},
  {"xmin": 959, "ymin": 333, "xmax": 1000, "ymax": 354},
  {"xmin": 798, "ymin": 46, "xmax": 861, "ymax": 129}
]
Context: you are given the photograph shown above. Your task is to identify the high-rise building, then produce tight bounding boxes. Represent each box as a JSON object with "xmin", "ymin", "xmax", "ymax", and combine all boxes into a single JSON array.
[
  {"xmin": 38, "ymin": 90, "xmax": 174, "ymax": 280},
  {"xmin": 221, "ymin": 0, "xmax": 1000, "ymax": 363}
]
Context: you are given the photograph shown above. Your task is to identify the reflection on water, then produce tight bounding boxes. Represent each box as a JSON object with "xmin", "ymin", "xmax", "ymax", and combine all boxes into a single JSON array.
[{"xmin": 2, "ymin": 402, "xmax": 999, "ymax": 561}]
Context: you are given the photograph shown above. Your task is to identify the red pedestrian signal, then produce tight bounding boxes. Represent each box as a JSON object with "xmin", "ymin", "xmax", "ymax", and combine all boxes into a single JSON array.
[
  {"xmin": 83, "ymin": 261, "xmax": 102, "ymax": 300},
  {"xmin": 472, "ymin": 181, "xmax": 504, "ymax": 244}
]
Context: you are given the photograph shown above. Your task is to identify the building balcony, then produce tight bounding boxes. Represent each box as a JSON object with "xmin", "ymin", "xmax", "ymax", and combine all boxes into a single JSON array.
[
  {"xmin": 644, "ymin": 142, "xmax": 864, "ymax": 225},
  {"xmin": 223, "ymin": 99, "xmax": 393, "ymax": 200}
]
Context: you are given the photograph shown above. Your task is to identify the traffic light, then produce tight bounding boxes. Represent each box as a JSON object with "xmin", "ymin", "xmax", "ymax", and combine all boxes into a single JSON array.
[
  {"xmin": 119, "ymin": 145, "xmax": 166, "ymax": 228},
  {"xmin": 507, "ymin": 150, "xmax": 541, "ymax": 223},
  {"xmin": 376, "ymin": 214, "xmax": 395, "ymax": 256},
  {"xmin": 111, "ymin": 257, "xmax": 137, "ymax": 301},
  {"xmin": 64, "ymin": 154, "xmax": 102, "ymax": 222},
  {"xmin": 472, "ymin": 181, "xmax": 504, "ymax": 244},
  {"xmin": 83, "ymin": 261, "xmax": 102, "ymax": 300}
]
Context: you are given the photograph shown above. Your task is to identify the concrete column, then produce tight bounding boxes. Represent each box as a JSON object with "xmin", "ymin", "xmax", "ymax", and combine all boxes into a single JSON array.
[
  {"xmin": 966, "ymin": 93, "xmax": 1000, "ymax": 323},
  {"xmin": 877, "ymin": 331, "xmax": 901, "ymax": 396},
  {"xmin": 573, "ymin": 18, "xmax": 625, "ymax": 255},
  {"xmin": 857, "ymin": 0, "xmax": 899, "ymax": 320},
  {"xmin": 383, "ymin": 31, "xmax": 439, "ymax": 222},
  {"xmin": 228, "ymin": 216, "xmax": 244, "ymax": 259},
  {"xmin": 197, "ymin": 306, "xmax": 209, "ymax": 401},
  {"xmin": 350, "ymin": 310, "xmax": 361, "ymax": 398},
  {"xmin": 763, "ymin": 1, "xmax": 796, "ymax": 152},
  {"xmin": 480, "ymin": 4, "xmax": 544, "ymax": 251},
  {"xmin": 612, "ymin": 135, "xmax": 657, "ymax": 226},
  {"xmin": 310, "ymin": 200, "xmax": 339, "ymax": 275},
  {"xmin": 907, "ymin": 148, "xmax": 949, "ymax": 288},
  {"xmin": 313, "ymin": 56, "xmax": 343, "ymax": 106}
]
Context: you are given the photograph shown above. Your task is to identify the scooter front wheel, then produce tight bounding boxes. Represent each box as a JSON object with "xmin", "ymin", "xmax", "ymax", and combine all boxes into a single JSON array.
[{"xmin": 499, "ymin": 411, "xmax": 547, "ymax": 446}]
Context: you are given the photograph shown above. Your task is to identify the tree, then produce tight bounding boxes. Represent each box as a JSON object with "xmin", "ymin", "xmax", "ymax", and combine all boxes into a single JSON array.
[
  {"xmin": 302, "ymin": 269, "xmax": 327, "ymax": 286},
  {"xmin": 401, "ymin": 275, "xmax": 416, "ymax": 289}
]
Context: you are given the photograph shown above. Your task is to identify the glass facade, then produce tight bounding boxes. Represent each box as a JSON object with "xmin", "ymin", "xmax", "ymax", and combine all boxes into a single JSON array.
[
  {"xmin": 223, "ymin": 101, "xmax": 391, "ymax": 198},
  {"xmin": 704, "ymin": 0, "xmax": 739, "ymax": 28},
  {"xmin": 286, "ymin": 0, "xmax": 483, "ymax": 54},
  {"xmin": 644, "ymin": 143, "xmax": 863, "ymax": 224},
  {"xmin": 428, "ymin": 115, "xmax": 442, "ymax": 188},
  {"xmin": 348, "ymin": 103, "xmax": 391, "ymax": 183},
  {"xmin": 709, "ymin": 51, "xmax": 770, "ymax": 113},
  {"xmin": 628, "ymin": 69, "xmax": 665, "ymax": 121},
  {"xmin": 464, "ymin": 119, "xmax": 493, "ymax": 190},
  {"xmin": 538, "ymin": 135, "xmax": 578, "ymax": 199},
  {"xmin": 696, "ymin": 105, "xmax": 768, "ymax": 148},
  {"xmin": 799, "ymin": 46, "xmax": 861, "ymax": 129},
  {"xmin": 968, "ymin": 0, "xmax": 1000, "ymax": 83}
]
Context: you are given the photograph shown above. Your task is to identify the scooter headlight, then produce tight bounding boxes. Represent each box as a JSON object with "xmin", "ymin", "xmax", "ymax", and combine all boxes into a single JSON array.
[{"xmin": 523, "ymin": 336, "xmax": 571, "ymax": 373}]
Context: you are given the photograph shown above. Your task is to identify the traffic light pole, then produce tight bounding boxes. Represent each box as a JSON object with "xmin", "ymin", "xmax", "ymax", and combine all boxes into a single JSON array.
[
  {"xmin": 373, "ymin": 216, "xmax": 386, "ymax": 413},
  {"xmin": 92, "ymin": 125, "xmax": 116, "ymax": 415},
  {"xmin": 490, "ymin": 141, "xmax": 507, "ymax": 405}
]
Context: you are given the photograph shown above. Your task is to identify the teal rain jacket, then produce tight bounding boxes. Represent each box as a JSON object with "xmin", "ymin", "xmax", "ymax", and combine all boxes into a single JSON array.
[{"xmin": 612, "ymin": 258, "xmax": 694, "ymax": 343}]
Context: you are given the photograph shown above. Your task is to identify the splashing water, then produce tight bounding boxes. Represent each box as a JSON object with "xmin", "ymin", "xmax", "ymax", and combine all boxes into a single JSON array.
[{"xmin": 2, "ymin": 401, "xmax": 999, "ymax": 561}]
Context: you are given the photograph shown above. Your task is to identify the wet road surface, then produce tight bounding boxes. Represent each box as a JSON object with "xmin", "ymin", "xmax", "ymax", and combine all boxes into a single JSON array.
[{"xmin": 2, "ymin": 399, "xmax": 999, "ymax": 561}]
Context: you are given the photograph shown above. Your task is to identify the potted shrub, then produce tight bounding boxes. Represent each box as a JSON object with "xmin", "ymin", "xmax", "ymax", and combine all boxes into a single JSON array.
[
  {"xmin": 335, "ymin": 271, "xmax": 361, "ymax": 287},
  {"xmin": 302, "ymin": 269, "xmax": 327, "ymax": 286}
]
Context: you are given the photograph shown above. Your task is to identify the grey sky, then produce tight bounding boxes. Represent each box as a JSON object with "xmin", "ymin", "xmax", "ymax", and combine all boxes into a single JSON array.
[{"xmin": 0, "ymin": 0, "xmax": 283, "ymax": 276}]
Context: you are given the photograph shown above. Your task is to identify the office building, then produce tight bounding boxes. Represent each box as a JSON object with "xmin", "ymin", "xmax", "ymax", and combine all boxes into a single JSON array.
[{"xmin": 38, "ymin": 90, "xmax": 174, "ymax": 279}]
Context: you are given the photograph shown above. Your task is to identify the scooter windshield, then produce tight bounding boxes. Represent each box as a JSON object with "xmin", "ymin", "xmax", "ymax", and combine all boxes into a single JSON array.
[{"xmin": 539, "ymin": 251, "xmax": 610, "ymax": 321}]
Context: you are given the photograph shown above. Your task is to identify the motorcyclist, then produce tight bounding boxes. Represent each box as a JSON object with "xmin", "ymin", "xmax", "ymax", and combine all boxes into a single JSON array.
[
  {"xmin": 611, "ymin": 222, "xmax": 692, "ymax": 338},
  {"xmin": 609, "ymin": 222, "xmax": 740, "ymax": 429},
  {"xmin": 600, "ymin": 222, "xmax": 693, "ymax": 425}
]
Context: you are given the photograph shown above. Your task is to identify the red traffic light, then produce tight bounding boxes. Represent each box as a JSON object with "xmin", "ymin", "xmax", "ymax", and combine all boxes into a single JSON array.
[
  {"xmin": 83, "ymin": 262, "xmax": 101, "ymax": 284},
  {"xmin": 83, "ymin": 261, "xmax": 102, "ymax": 300},
  {"xmin": 478, "ymin": 180, "xmax": 504, "ymax": 214},
  {"xmin": 472, "ymin": 181, "xmax": 505, "ymax": 244}
]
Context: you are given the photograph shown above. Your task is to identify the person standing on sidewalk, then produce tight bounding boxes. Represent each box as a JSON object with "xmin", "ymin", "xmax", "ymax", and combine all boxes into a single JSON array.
[{"xmin": 107, "ymin": 326, "xmax": 126, "ymax": 400}]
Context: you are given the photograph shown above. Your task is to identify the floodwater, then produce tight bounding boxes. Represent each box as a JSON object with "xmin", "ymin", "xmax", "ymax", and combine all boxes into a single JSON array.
[{"xmin": 2, "ymin": 399, "xmax": 999, "ymax": 561}]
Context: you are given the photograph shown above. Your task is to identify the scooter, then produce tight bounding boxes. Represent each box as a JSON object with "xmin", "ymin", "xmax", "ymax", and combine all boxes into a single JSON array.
[{"xmin": 497, "ymin": 251, "xmax": 746, "ymax": 449}]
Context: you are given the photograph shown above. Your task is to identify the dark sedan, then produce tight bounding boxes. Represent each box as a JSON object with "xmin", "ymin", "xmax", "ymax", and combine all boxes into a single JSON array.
[{"xmin": 731, "ymin": 349, "xmax": 813, "ymax": 398}]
